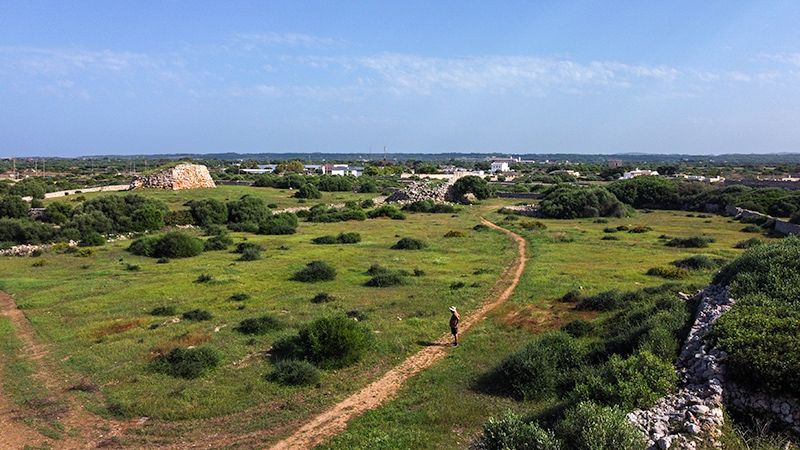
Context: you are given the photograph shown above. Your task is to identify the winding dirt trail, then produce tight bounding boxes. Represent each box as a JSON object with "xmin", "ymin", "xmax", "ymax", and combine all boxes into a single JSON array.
[{"xmin": 269, "ymin": 218, "xmax": 527, "ymax": 450}]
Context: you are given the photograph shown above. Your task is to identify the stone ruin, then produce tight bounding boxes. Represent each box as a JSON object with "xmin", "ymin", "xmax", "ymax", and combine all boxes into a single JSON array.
[
  {"xmin": 130, "ymin": 164, "xmax": 216, "ymax": 190},
  {"xmin": 384, "ymin": 178, "xmax": 458, "ymax": 204}
]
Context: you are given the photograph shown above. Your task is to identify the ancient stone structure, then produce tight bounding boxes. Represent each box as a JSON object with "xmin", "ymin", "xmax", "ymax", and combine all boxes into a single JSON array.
[
  {"xmin": 384, "ymin": 179, "xmax": 457, "ymax": 204},
  {"xmin": 725, "ymin": 205, "xmax": 800, "ymax": 236},
  {"xmin": 130, "ymin": 164, "xmax": 215, "ymax": 190}
]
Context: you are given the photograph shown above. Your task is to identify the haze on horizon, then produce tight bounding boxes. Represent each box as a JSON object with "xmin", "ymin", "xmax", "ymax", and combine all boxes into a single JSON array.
[{"xmin": 2, "ymin": 1, "xmax": 800, "ymax": 158}]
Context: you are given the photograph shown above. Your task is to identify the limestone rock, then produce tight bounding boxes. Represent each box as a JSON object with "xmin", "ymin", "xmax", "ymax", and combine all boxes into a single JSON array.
[{"xmin": 130, "ymin": 164, "xmax": 216, "ymax": 190}]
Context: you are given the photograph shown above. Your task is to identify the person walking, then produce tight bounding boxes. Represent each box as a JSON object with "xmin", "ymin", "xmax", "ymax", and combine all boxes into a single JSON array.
[{"xmin": 449, "ymin": 306, "xmax": 460, "ymax": 347}]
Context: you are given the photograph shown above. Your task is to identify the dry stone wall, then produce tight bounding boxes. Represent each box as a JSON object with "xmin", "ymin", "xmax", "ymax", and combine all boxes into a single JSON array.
[
  {"xmin": 384, "ymin": 179, "xmax": 456, "ymax": 204},
  {"xmin": 130, "ymin": 164, "xmax": 215, "ymax": 190}
]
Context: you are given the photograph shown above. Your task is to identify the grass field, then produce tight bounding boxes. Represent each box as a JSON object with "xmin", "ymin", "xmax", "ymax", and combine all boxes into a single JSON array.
[{"xmin": 0, "ymin": 188, "xmax": 781, "ymax": 448}]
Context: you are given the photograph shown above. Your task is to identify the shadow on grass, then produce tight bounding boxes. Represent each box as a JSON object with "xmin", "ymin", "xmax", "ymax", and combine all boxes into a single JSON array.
[{"xmin": 415, "ymin": 340, "xmax": 445, "ymax": 347}]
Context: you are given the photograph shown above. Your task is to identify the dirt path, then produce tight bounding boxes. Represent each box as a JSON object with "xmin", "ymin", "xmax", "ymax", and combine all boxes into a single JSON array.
[
  {"xmin": 0, "ymin": 290, "xmax": 141, "ymax": 449},
  {"xmin": 269, "ymin": 218, "xmax": 527, "ymax": 450}
]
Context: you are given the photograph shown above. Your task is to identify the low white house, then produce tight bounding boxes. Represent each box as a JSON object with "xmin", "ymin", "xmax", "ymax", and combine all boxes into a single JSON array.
[
  {"xmin": 491, "ymin": 162, "xmax": 509, "ymax": 173},
  {"xmin": 620, "ymin": 169, "xmax": 659, "ymax": 180}
]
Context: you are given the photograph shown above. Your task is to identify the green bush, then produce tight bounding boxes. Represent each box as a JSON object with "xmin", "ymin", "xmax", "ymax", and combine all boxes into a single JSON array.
[
  {"xmin": 444, "ymin": 229, "xmax": 466, "ymax": 237},
  {"xmin": 561, "ymin": 319, "xmax": 594, "ymax": 338},
  {"xmin": 150, "ymin": 305, "xmax": 176, "ymax": 316},
  {"xmin": 520, "ymin": 220, "xmax": 547, "ymax": 230},
  {"xmin": 147, "ymin": 232, "xmax": 205, "ymax": 258},
  {"xmin": 360, "ymin": 199, "xmax": 375, "ymax": 209},
  {"xmin": 182, "ymin": 309, "xmax": 213, "ymax": 321},
  {"xmin": 31, "ymin": 258, "xmax": 49, "ymax": 267},
  {"xmin": 280, "ymin": 315, "xmax": 374, "ymax": 370},
  {"xmin": 557, "ymin": 401, "xmax": 645, "ymax": 450},
  {"xmin": 294, "ymin": 184, "xmax": 322, "ymax": 199},
  {"xmin": 366, "ymin": 263, "xmax": 390, "ymax": 275},
  {"xmin": 267, "ymin": 359, "xmax": 320, "ymax": 386},
  {"xmin": 312, "ymin": 235, "xmax": 339, "ymax": 245},
  {"xmin": 195, "ymin": 273, "xmax": 213, "ymax": 283},
  {"xmin": 665, "ymin": 236, "xmax": 715, "ymax": 248},
  {"xmin": 602, "ymin": 227, "xmax": 618, "ymax": 233},
  {"xmin": 365, "ymin": 272, "xmax": 404, "ymax": 287},
  {"xmin": 128, "ymin": 235, "xmax": 159, "ymax": 257},
  {"xmin": 204, "ymin": 233, "xmax": 233, "ymax": 251},
  {"xmin": 151, "ymin": 346, "xmax": 220, "ymax": 379},
  {"xmin": 483, "ymin": 410, "xmax": 563, "ymax": 450},
  {"xmin": 670, "ymin": 254, "xmax": 722, "ymax": 271},
  {"xmin": 576, "ymin": 289, "xmax": 643, "ymax": 311},
  {"xmin": 291, "ymin": 260, "xmax": 337, "ymax": 282},
  {"xmin": 80, "ymin": 231, "xmax": 106, "ymax": 247},
  {"xmin": 229, "ymin": 292, "xmax": 250, "ymax": 302},
  {"xmin": 600, "ymin": 235, "xmax": 619, "ymax": 241},
  {"xmin": 337, "ymin": 232, "xmax": 361, "ymax": 243},
  {"xmin": 391, "ymin": 237, "xmax": 427, "ymax": 250},
  {"xmin": 646, "ymin": 265, "xmax": 690, "ymax": 279},
  {"xmin": 311, "ymin": 292, "xmax": 335, "ymax": 303},
  {"xmin": 401, "ymin": 200, "xmax": 457, "ymax": 213},
  {"xmin": 368, "ymin": 205, "xmax": 406, "ymax": 220},
  {"xmin": 573, "ymin": 352, "xmax": 677, "ymax": 410},
  {"xmin": 741, "ymin": 224, "xmax": 763, "ymax": 233},
  {"xmin": 76, "ymin": 247, "xmax": 95, "ymax": 257},
  {"xmin": 497, "ymin": 331, "xmax": 585, "ymax": 400},
  {"xmin": 473, "ymin": 224, "xmax": 490, "ymax": 232},
  {"xmin": 539, "ymin": 185, "xmax": 627, "ymax": 219},
  {"xmin": 235, "ymin": 315, "xmax": 282, "ymax": 335},
  {"xmin": 259, "ymin": 212, "xmax": 299, "ymax": 235},
  {"xmin": 734, "ymin": 237, "xmax": 763, "ymax": 249},
  {"xmin": 238, "ymin": 247, "xmax": 262, "ymax": 261},
  {"xmin": 450, "ymin": 281, "xmax": 466, "ymax": 290},
  {"xmin": 628, "ymin": 226, "xmax": 650, "ymax": 233}
]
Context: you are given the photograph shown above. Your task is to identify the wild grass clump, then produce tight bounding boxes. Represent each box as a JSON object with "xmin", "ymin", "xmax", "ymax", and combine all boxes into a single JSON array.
[
  {"xmin": 311, "ymin": 292, "xmax": 335, "ymax": 303},
  {"xmin": 151, "ymin": 346, "xmax": 220, "ymax": 379},
  {"xmin": 443, "ymin": 229, "xmax": 466, "ymax": 237},
  {"xmin": 76, "ymin": 248, "xmax": 95, "ymax": 257},
  {"xmin": 646, "ymin": 265, "xmax": 690, "ymax": 279},
  {"xmin": 125, "ymin": 263, "xmax": 140, "ymax": 271},
  {"xmin": 195, "ymin": 273, "xmax": 213, "ymax": 283},
  {"xmin": 603, "ymin": 227, "xmax": 618, "ymax": 233},
  {"xmin": 150, "ymin": 305, "xmax": 176, "ymax": 316},
  {"xmin": 671, "ymin": 254, "xmax": 723, "ymax": 271},
  {"xmin": 266, "ymin": 359, "xmax": 320, "ymax": 386},
  {"xmin": 235, "ymin": 315, "xmax": 281, "ymax": 335},
  {"xmin": 519, "ymin": 220, "xmax": 547, "ymax": 230},
  {"xmin": 273, "ymin": 315, "xmax": 374, "ymax": 370},
  {"xmin": 291, "ymin": 260, "xmax": 336, "ymax": 282},
  {"xmin": 182, "ymin": 309, "xmax": 213, "ymax": 321},
  {"xmin": 665, "ymin": 236, "xmax": 715, "ymax": 248},
  {"xmin": 391, "ymin": 237, "xmax": 427, "ymax": 250},
  {"xmin": 32, "ymin": 259, "xmax": 49, "ymax": 267},
  {"xmin": 734, "ymin": 237, "xmax": 763, "ymax": 249}
]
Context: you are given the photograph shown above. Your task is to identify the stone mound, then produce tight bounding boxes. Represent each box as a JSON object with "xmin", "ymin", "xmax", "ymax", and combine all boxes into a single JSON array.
[
  {"xmin": 384, "ymin": 179, "xmax": 457, "ymax": 204},
  {"xmin": 130, "ymin": 164, "xmax": 215, "ymax": 190}
]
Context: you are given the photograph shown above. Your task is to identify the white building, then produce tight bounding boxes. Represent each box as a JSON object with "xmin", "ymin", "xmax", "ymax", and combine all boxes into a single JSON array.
[
  {"xmin": 491, "ymin": 162, "xmax": 509, "ymax": 173},
  {"xmin": 619, "ymin": 169, "xmax": 659, "ymax": 180}
]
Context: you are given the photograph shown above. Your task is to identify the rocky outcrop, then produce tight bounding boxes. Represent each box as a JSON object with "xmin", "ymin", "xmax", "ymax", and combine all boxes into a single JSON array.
[
  {"xmin": 130, "ymin": 164, "xmax": 215, "ymax": 190},
  {"xmin": 628, "ymin": 285, "xmax": 733, "ymax": 449}
]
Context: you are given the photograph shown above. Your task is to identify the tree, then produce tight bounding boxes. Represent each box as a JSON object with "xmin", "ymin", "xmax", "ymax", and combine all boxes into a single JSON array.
[
  {"xmin": 453, "ymin": 175, "xmax": 491, "ymax": 200},
  {"xmin": 0, "ymin": 196, "xmax": 29, "ymax": 219},
  {"xmin": 44, "ymin": 201, "xmax": 72, "ymax": 225},
  {"xmin": 189, "ymin": 199, "xmax": 228, "ymax": 227}
]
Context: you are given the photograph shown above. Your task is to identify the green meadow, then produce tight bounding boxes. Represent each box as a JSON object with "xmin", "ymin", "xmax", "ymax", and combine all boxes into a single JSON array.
[{"xmin": 0, "ymin": 187, "xmax": 778, "ymax": 448}]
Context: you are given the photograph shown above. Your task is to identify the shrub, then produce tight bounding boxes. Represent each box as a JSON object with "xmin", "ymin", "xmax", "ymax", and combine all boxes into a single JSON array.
[
  {"xmin": 628, "ymin": 226, "xmax": 650, "ymax": 233},
  {"xmin": 76, "ymin": 248, "xmax": 95, "ymax": 257},
  {"xmin": 195, "ymin": 273, "xmax": 213, "ymax": 283},
  {"xmin": 291, "ymin": 260, "xmax": 336, "ymax": 282},
  {"xmin": 413, "ymin": 268, "xmax": 426, "ymax": 277},
  {"xmin": 573, "ymin": 352, "xmax": 677, "ymax": 410},
  {"xmin": 182, "ymin": 309, "xmax": 213, "ymax": 321},
  {"xmin": 164, "ymin": 210, "xmax": 194, "ymax": 226},
  {"xmin": 234, "ymin": 242, "xmax": 262, "ymax": 254},
  {"xmin": 603, "ymin": 227, "xmax": 618, "ymax": 233},
  {"xmin": 368, "ymin": 205, "xmax": 406, "ymax": 220},
  {"xmin": 576, "ymin": 289, "xmax": 638, "ymax": 311},
  {"xmin": 366, "ymin": 263, "xmax": 390, "ymax": 276},
  {"xmin": 151, "ymin": 346, "xmax": 220, "ymax": 379},
  {"xmin": 259, "ymin": 212, "xmax": 299, "ymax": 235},
  {"xmin": 239, "ymin": 247, "xmax": 261, "ymax": 261},
  {"xmin": 128, "ymin": 235, "xmax": 159, "ymax": 257},
  {"xmin": 734, "ymin": 237, "xmax": 763, "ymax": 249},
  {"xmin": 337, "ymin": 232, "xmax": 361, "ymax": 244},
  {"xmin": 452, "ymin": 175, "xmax": 491, "ymax": 200},
  {"xmin": 646, "ymin": 265, "xmax": 690, "ymax": 279},
  {"xmin": 473, "ymin": 224, "xmax": 490, "ymax": 232},
  {"xmin": 391, "ymin": 237, "xmax": 427, "ymax": 250},
  {"xmin": 450, "ymin": 281, "xmax": 466, "ymax": 290},
  {"xmin": 267, "ymin": 359, "xmax": 320, "ymax": 386},
  {"xmin": 80, "ymin": 231, "xmax": 106, "ymax": 247},
  {"xmin": 125, "ymin": 263, "xmax": 140, "ymax": 272},
  {"xmin": 561, "ymin": 319, "xmax": 594, "ymax": 338},
  {"xmin": 235, "ymin": 315, "xmax": 281, "ymax": 335},
  {"xmin": 444, "ymin": 229, "xmax": 466, "ymax": 237},
  {"xmin": 496, "ymin": 331, "xmax": 585, "ymax": 400},
  {"xmin": 294, "ymin": 184, "xmax": 322, "ymax": 199},
  {"xmin": 670, "ymin": 254, "xmax": 721, "ymax": 271},
  {"xmin": 560, "ymin": 289, "xmax": 582, "ymax": 303},
  {"xmin": 188, "ymin": 199, "xmax": 228, "ymax": 227},
  {"xmin": 665, "ymin": 236, "xmax": 715, "ymax": 248},
  {"xmin": 204, "ymin": 233, "xmax": 233, "ymax": 251},
  {"xmin": 32, "ymin": 259, "xmax": 49, "ymax": 267},
  {"xmin": 601, "ymin": 235, "xmax": 619, "ymax": 241},
  {"xmin": 616, "ymin": 225, "xmax": 629, "ymax": 231},
  {"xmin": 360, "ymin": 199, "xmax": 375, "ymax": 209},
  {"xmin": 520, "ymin": 220, "xmax": 547, "ymax": 230},
  {"xmin": 365, "ymin": 272, "xmax": 403, "ymax": 287},
  {"xmin": 156, "ymin": 257, "xmax": 170, "ymax": 264},
  {"xmin": 741, "ymin": 224, "xmax": 763, "ymax": 233},
  {"xmin": 557, "ymin": 401, "xmax": 645, "ymax": 450},
  {"xmin": 312, "ymin": 235, "xmax": 339, "ymax": 245},
  {"xmin": 286, "ymin": 315, "xmax": 374, "ymax": 369},
  {"xmin": 154, "ymin": 232, "xmax": 204, "ymax": 258},
  {"xmin": 311, "ymin": 292, "xmax": 335, "ymax": 303},
  {"xmin": 539, "ymin": 185, "xmax": 627, "ymax": 219},
  {"xmin": 150, "ymin": 305, "xmax": 176, "ymax": 316},
  {"xmin": 483, "ymin": 410, "xmax": 563, "ymax": 450},
  {"xmin": 229, "ymin": 292, "xmax": 250, "ymax": 302},
  {"xmin": 346, "ymin": 310, "xmax": 369, "ymax": 321}
]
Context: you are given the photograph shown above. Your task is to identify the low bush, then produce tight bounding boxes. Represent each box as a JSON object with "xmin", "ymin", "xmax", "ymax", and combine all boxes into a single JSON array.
[
  {"xmin": 601, "ymin": 235, "xmax": 619, "ymax": 241},
  {"xmin": 291, "ymin": 260, "xmax": 337, "ymax": 282},
  {"xmin": 259, "ymin": 212, "xmax": 299, "ymax": 235},
  {"xmin": 182, "ymin": 309, "xmax": 213, "ymax": 321},
  {"xmin": 670, "ymin": 254, "xmax": 722, "ymax": 271},
  {"xmin": 150, "ymin": 305, "xmax": 176, "ymax": 316},
  {"xmin": 267, "ymin": 359, "xmax": 320, "ymax": 386},
  {"xmin": 124, "ymin": 263, "xmax": 140, "ymax": 271},
  {"xmin": 151, "ymin": 346, "xmax": 220, "ymax": 379},
  {"xmin": 616, "ymin": 225, "xmax": 629, "ymax": 231},
  {"xmin": 80, "ymin": 231, "xmax": 106, "ymax": 247},
  {"xmin": 391, "ymin": 237, "xmax": 427, "ymax": 250},
  {"xmin": 229, "ymin": 292, "xmax": 250, "ymax": 302},
  {"xmin": 443, "ymin": 229, "xmax": 466, "ymax": 237},
  {"xmin": 734, "ymin": 237, "xmax": 762, "ymax": 249},
  {"xmin": 665, "ymin": 236, "xmax": 715, "ymax": 248},
  {"xmin": 204, "ymin": 234, "xmax": 233, "ymax": 251},
  {"xmin": 561, "ymin": 319, "xmax": 594, "ymax": 338},
  {"xmin": 337, "ymin": 232, "xmax": 361, "ymax": 243},
  {"xmin": 156, "ymin": 257, "xmax": 170, "ymax": 264},
  {"xmin": 576, "ymin": 289, "xmax": 643, "ymax": 311},
  {"xmin": 360, "ymin": 199, "xmax": 375, "ymax": 209},
  {"xmin": 646, "ymin": 265, "xmax": 689, "ymax": 279},
  {"xmin": 31, "ymin": 259, "xmax": 49, "ymax": 267},
  {"xmin": 195, "ymin": 273, "xmax": 213, "ymax": 283},
  {"xmin": 628, "ymin": 226, "xmax": 650, "ymax": 233},
  {"xmin": 741, "ymin": 224, "xmax": 763, "ymax": 233},
  {"xmin": 557, "ymin": 401, "xmax": 645, "ymax": 450},
  {"xmin": 413, "ymin": 268, "xmax": 426, "ymax": 277},
  {"xmin": 235, "ymin": 315, "xmax": 281, "ymax": 335},
  {"xmin": 76, "ymin": 248, "xmax": 95, "ymax": 257},
  {"xmin": 366, "ymin": 263, "xmax": 390, "ymax": 276},
  {"xmin": 238, "ymin": 246, "xmax": 262, "ymax": 261},
  {"xmin": 473, "ymin": 224, "xmax": 490, "ymax": 232},
  {"xmin": 450, "ymin": 281, "xmax": 466, "ymax": 290},
  {"xmin": 603, "ymin": 227, "xmax": 618, "ymax": 233},
  {"xmin": 482, "ymin": 411, "xmax": 563, "ymax": 450},
  {"xmin": 311, "ymin": 292, "xmax": 335, "ymax": 303},
  {"xmin": 367, "ymin": 205, "xmax": 406, "ymax": 220},
  {"xmin": 365, "ymin": 272, "xmax": 404, "ymax": 287},
  {"xmin": 276, "ymin": 315, "xmax": 374, "ymax": 370},
  {"xmin": 560, "ymin": 289, "xmax": 582, "ymax": 303},
  {"xmin": 519, "ymin": 220, "xmax": 547, "ymax": 230},
  {"xmin": 401, "ymin": 200, "xmax": 457, "ymax": 214}
]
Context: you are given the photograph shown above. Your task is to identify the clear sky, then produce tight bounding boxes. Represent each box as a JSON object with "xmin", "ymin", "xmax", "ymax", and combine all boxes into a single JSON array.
[{"xmin": 2, "ymin": 1, "xmax": 800, "ymax": 157}]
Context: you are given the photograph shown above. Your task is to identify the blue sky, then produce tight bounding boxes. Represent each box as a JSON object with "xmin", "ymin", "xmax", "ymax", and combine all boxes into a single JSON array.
[{"xmin": 2, "ymin": 1, "xmax": 800, "ymax": 157}]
